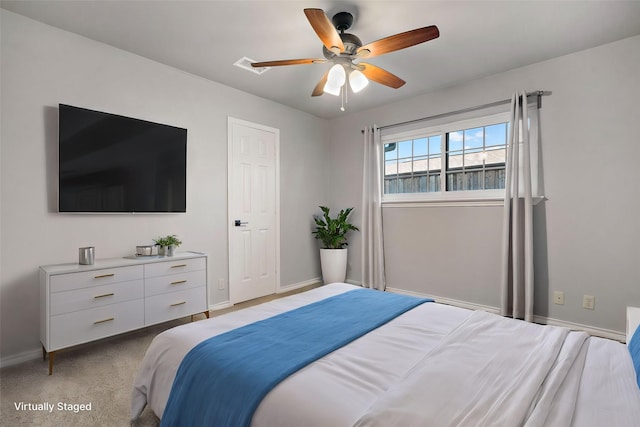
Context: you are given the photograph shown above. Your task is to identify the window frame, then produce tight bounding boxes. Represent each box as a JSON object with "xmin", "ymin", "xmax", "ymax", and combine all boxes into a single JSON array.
[{"xmin": 381, "ymin": 112, "xmax": 512, "ymax": 206}]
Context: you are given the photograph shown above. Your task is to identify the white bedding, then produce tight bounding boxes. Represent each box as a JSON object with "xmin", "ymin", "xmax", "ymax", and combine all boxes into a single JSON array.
[
  {"xmin": 131, "ymin": 283, "xmax": 640, "ymax": 426},
  {"xmin": 353, "ymin": 311, "xmax": 589, "ymax": 427}
]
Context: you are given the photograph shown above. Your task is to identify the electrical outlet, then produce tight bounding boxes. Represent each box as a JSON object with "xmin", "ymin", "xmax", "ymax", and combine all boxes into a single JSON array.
[
  {"xmin": 583, "ymin": 294, "xmax": 595, "ymax": 310},
  {"xmin": 553, "ymin": 291, "xmax": 564, "ymax": 305},
  {"xmin": 218, "ymin": 278, "xmax": 225, "ymax": 290}
]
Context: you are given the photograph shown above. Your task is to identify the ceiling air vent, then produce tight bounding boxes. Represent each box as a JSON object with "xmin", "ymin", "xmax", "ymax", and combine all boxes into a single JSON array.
[{"xmin": 234, "ymin": 57, "xmax": 270, "ymax": 75}]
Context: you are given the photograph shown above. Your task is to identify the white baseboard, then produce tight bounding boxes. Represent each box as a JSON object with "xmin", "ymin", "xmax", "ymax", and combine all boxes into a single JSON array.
[
  {"xmin": 277, "ymin": 277, "xmax": 321, "ymax": 294},
  {"xmin": 209, "ymin": 300, "xmax": 233, "ymax": 312},
  {"xmin": 386, "ymin": 287, "xmax": 625, "ymax": 342},
  {"xmin": 0, "ymin": 348, "xmax": 42, "ymax": 369},
  {"xmin": 386, "ymin": 287, "xmax": 499, "ymax": 314}
]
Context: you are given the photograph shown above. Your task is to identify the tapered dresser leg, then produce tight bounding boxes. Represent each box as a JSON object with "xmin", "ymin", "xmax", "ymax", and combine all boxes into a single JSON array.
[
  {"xmin": 42, "ymin": 345, "xmax": 46, "ymax": 361},
  {"xmin": 48, "ymin": 351, "xmax": 55, "ymax": 375}
]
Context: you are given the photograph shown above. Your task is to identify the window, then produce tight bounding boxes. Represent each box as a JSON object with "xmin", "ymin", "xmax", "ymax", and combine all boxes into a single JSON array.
[
  {"xmin": 384, "ymin": 135, "xmax": 442, "ymax": 194},
  {"xmin": 382, "ymin": 112, "xmax": 511, "ymax": 203},
  {"xmin": 445, "ymin": 122, "xmax": 507, "ymax": 192}
]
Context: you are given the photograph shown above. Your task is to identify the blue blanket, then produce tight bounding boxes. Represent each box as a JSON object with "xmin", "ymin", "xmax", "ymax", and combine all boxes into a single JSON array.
[
  {"xmin": 160, "ymin": 288, "xmax": 431, "ymax": 427},
  {"xmin": 629, "ymin": 324, "xmax": 640, "ymax": 389}
]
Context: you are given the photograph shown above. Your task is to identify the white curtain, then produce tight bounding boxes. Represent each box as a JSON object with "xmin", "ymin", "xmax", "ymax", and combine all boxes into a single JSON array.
[
  {"xmin": 361, "ymin": 126, "xmax": 386, "ymax": 290},
  {"xmin": 500, "ymin": 92, "xmax": 534, "ymax": 321}
]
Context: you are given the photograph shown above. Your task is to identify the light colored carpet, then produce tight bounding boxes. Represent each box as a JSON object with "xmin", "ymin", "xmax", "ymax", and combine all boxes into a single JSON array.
[{"xmin": 0, "ymin": 284, "xmax": 318, "ymax": 427}]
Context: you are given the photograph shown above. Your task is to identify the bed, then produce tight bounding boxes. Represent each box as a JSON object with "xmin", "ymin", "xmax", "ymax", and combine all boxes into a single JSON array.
[{"xmin": 131, "ymin": 283, "xmax": 640, "ymax": 426}]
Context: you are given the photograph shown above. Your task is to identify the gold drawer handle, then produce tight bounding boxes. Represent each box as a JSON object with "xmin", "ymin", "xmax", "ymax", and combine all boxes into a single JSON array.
[
  {"xmin": 171, "ymin": 280, "xmax": 187, "ymax": 285},
  {"xmin": 94, "ymin": 293, "xmax": 115, "ymax": 299},
  {"xmin": 94, "ymin": 273, "xmax": 115, "ymax": 279},
  {"xmin": 94, "ymin": 317, "xmax": 114, "ymax": 324},
  {"xmin": 170, "ymin": 301, "xmax": 187, "ymax": 307},
  {"xmin": 170, "ymin": 264, "xmax": 187, "ymax": 268}
]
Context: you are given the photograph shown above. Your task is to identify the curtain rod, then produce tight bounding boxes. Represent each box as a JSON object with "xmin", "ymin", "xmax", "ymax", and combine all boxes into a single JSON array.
[{"xmin": 362, "ymin": 90, "xmax": 551, "ymax": 133}]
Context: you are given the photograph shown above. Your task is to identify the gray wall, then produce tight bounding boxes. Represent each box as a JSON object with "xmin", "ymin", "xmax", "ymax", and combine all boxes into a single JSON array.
[
  {"xmin": 0, "ymin": 11, "xmax": 328, "ymax": 362},
  {"xmin": 328, "ymin": 35, "xmax": 640, "ymax": 334}
]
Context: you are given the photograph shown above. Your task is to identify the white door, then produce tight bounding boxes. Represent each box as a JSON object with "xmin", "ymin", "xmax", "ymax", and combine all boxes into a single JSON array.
[{"xmin": 228, "ymin": 117, "xmax": 279, "ymax": 304}]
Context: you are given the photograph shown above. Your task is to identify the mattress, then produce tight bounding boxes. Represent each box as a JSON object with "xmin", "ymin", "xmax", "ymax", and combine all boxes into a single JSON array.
[{"xmin": 131, "ymin": 283, "xmax": 640, "ymax": 426}]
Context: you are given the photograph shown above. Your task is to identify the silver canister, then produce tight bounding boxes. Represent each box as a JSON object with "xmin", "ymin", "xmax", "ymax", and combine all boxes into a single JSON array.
[
  {"xmin": 136, "ymin": 245, "xmax": 157, "ymax": 256},
  {"xmin": 79, "ymin": 247, "xmax": 95, "ymax": 265}
]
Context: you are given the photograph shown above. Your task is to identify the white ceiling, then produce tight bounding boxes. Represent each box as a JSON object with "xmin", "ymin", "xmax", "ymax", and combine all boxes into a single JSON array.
[{"xmin": 2, "ymin": 0, "xmax": 640, "ymax": 119}]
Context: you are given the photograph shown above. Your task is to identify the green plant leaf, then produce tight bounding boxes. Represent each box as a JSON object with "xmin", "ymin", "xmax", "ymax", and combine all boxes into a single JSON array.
[
  {"xmin": 153, "ymin": 234, "xmax": 181, "ymax": 247},
  {"xmin": 311, "ymin": 206, "xmax": 359, "ymax": 249}
]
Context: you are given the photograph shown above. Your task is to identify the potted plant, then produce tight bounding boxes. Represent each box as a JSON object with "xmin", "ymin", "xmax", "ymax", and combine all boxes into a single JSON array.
[
  {"xmin": 312, "ymin": 206, "xmax": 359, "ymax": 285},
  {"xmin": 153, "ymin": 234, "xmax": 182, "ymax": 257}
]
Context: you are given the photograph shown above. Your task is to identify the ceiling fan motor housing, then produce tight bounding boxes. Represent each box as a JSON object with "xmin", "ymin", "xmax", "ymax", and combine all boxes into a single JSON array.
[{"xmin": 323, "ymin": 32, "xmax": 362, "ymax": 58}]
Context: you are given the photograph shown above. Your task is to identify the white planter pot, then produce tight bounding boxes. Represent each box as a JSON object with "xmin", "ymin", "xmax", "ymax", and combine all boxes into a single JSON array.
[{"xmin": 320, "ymin": 248, "xmax": 348, "ymax": 285}]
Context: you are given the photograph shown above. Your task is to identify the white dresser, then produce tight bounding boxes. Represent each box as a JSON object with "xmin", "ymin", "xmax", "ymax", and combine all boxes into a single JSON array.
[{"xmin": 40, "ymin": 251, "xmax": 208, "ymax": 374}]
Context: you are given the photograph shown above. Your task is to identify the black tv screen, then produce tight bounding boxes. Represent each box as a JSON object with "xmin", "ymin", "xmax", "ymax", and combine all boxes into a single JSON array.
[{"xmin": 58, "ymin": 104, "xmax": 187, "ymax": 213}]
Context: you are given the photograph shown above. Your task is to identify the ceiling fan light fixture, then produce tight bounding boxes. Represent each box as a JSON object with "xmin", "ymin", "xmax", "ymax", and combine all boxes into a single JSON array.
[
  {"xmin": 326, "ymin": 63, "xmax": 346, "ymax": 87},
  {"xmin": 349, "ymin": 69, "xmax": 369, "ymax": 93}
]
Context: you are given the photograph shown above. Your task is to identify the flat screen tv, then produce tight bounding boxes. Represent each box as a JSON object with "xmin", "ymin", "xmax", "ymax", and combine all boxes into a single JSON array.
[{"xmin": 58, "ymin": 104, "xmax": 187, "ymax": 213}]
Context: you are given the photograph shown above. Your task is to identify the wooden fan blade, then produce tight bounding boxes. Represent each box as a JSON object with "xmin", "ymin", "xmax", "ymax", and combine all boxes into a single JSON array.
[
  {"xmin": 311, "ymin": 70, "xmax": 330, "ymax": 97},
  {"xmin": 360, "ymin": 63, "xmax": 405, "ymax": 89},
  {"xmin": 357, "ymin": 26, "xmax": 439, "ymax": 58},
  {"xmin": 251, "ymin": 58, "xmax": 326, "ymax": 67},
  {"xmin": 304, "ymin": 8, "xmax": 345, "ymax": 54}
]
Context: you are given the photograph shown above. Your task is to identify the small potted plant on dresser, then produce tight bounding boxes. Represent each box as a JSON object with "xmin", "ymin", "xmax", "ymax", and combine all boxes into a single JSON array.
[
  {"xmin": 312, "ymin": 206, "xmax": 359, "ymax": 285},
  {"xmin": 153, "ymin": 234, "xmax": 182, "ymax": 257}
]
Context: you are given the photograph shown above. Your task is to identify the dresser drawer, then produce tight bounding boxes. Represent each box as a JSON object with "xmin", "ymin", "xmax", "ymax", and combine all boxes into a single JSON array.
[
  {"xmin": 50, "ymin": 265, "xmax": 143, "ymax": 293},
  {"xmin": 50, "ymin": 280, "xmax": 143, "ymax": 316},
  {"xmin": 49, "ymin": 299, "xmax": 144, "ymax": 351},
  {"xmin": 144, "ymin": 257, "xmax": 206, "ymax": 278},
  {"xmin": 145, "ymin": 286, "xmax": 207, "ymax": 325},
  {"xmin": 144, "ymin": 270, "xmax": 206, "ymax": 297}
]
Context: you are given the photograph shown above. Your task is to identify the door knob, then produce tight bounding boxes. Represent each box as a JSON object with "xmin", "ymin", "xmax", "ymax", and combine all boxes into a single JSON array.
[{"xmin": 234, "ymin": 220, "xmax": 248, "ymax": 227}]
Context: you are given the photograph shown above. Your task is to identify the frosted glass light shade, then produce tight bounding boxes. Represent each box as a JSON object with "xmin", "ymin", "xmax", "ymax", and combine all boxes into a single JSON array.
[
  {"xmin": 326, "ymin": 64, "xmax": 346, "ymax": 87},
  {"xmin": 349, "ymin": 69, "xmax": 369, "ymax": 93},
  {"xmin": 323, "ymin": 82, "xmax": 341, "ymax": 96}
]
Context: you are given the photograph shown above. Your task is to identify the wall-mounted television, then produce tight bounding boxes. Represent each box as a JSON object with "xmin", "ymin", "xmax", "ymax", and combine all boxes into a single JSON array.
[{"xmin": 58, "ymin": 104, "xmax": 187, "ymax": 213}]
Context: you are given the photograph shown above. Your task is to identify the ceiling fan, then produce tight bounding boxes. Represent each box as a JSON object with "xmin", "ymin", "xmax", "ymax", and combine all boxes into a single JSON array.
[{"xmin": 251, "ymin": 8, "xmax": 439, "ymax": 98}]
